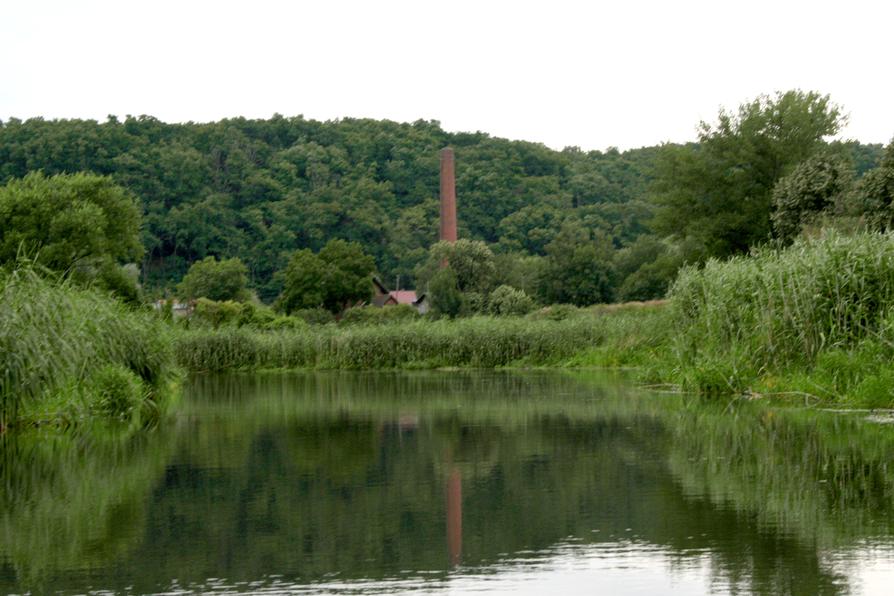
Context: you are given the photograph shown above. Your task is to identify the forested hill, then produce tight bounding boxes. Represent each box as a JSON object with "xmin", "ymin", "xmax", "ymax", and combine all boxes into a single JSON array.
[{"xmin": 0, "ymin": 115, "xmax": 658, "ymax": 300}]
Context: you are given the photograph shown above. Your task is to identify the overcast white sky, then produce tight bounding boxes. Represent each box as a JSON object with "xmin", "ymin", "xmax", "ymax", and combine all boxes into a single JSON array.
[{"xmin": 1, "ymin": 0, "xmax": 892, "ymax": 151}]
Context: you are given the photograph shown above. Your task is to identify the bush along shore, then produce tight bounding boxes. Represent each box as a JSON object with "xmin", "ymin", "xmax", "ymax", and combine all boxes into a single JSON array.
[
  {"xmin": 0, "ymin": 266, "xmax": 177, "ymax": 430},
  {"xmin": 663, "ymin": 231, "xmax": 894, "ymax": 407},
  {"xmin": 172, "ymin": 232, "xmax": 894, "ymax": 408}
]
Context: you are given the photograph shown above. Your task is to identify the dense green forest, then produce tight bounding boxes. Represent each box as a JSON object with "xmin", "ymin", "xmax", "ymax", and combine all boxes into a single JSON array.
[
  {"xmin": 0, "ymin": 90, "xmax": 889, "ymax": 305},
  {"xmin": 0, "ymin": 115, "xmax": 653, "ymax": 301}
]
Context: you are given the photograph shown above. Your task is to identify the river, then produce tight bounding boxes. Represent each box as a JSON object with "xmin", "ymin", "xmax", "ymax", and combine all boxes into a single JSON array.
[{"xmin": 2, "ymin": 371, "xmax": 894, "ymax": 595}]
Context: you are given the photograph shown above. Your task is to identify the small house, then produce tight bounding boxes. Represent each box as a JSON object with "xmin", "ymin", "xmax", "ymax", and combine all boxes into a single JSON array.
[{"xmin": 372, "ymin": 278, "xmax": 429, "ymax": 314}]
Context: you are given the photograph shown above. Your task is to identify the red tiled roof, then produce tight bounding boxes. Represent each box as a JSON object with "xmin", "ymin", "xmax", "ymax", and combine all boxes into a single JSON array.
[{"xmin": 389, "ymin": 291, "xmax": 418, "ymax": 305}]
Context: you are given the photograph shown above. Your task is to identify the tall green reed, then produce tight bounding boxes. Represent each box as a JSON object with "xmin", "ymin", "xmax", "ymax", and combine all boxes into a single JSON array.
[
  {"xmin": 173, "ymin": 314, "xmax": 637, "ymax": 372},
  {"xmin": 669, "ymin": 231, "xmax": 894, "ymax": 395},
  {"xmin": 0, "ymin": 266, "xmax": 175, "ymax": 426}
]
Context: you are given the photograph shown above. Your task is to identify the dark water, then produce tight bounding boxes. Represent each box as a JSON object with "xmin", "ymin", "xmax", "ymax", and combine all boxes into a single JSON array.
[{"xmin": 2, "ymin": 371, "xmax": 894, "ymax": 595}]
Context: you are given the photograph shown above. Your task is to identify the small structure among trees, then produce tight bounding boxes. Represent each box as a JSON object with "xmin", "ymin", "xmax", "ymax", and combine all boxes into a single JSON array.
[{"xmin": 372, "ymin": 278, "xmax": 428, "ymax": 313}]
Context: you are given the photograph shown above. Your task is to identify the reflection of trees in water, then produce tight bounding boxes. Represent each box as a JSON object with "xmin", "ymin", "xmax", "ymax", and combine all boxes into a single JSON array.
[
  {"xmin": 0, "ymin": 428, "xmax": 178, "ymax": 592},
  {"xmin": 1, "ymin": 371, "xmax": 892, "ymax": 594}
]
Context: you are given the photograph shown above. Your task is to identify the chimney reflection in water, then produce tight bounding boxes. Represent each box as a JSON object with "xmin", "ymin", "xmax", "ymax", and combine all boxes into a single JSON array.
[{"xmin": 446, "ymin": 466, "xmax": 462, "ymax": 566}]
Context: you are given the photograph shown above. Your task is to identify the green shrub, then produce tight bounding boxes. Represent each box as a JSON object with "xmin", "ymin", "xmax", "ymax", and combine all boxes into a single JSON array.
[
  {"xmin": 527, "ymin": 304, "xmax": 581, "ymax": 321},
  {"xmin": 291, "ymin": 308, "xmax": 335, "ymax": 326},
  {"xmin": 192, "ymin": 298, "xmax": 245, "ymax": 328},
  {"xmin": 489, "ymin": 285, "xmax": 535, "ymax": 316},
  {"xmin": 89, "ymin": 364, "xmax": 145, "ymax": 421}
]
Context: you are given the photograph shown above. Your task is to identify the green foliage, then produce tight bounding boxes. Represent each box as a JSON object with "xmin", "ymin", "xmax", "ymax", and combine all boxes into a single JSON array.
[
  {"xmin": 854, "ymin": 141, "xmax": 894, "ymax": 231},
  {"xmin": 340, "ymin": 304, "xmax": 419, "ymax": 326},
  {"xmin": 177, "ymin": 256, "xmax": 250, "ymax": 302},
  {"xmin": 174, "ymin": 315, "xmax": 624, "ymax": 371},
  {"xmin": 771, "ymin": 153, "xmax": 853, "ymax": 242},
  {"xmin": 191, "ymin": 297, "xmax": 245, "ymax": 328},
  {"xmin": 416, "ymin": 239, "xmax": 496, "ymax": 294},
  {"xmin": 277, "ymin": 239, "xmax": 375, "ymax": 315},
  {"xmin": 492, "ymin": 252, "xmax": 546, "ymax": 297},
  {"xmin": 89, "ymin": 364, "xmax": 146, "ymax": 421},
  {"xmin": 95, "ymin": 262, "xmax": 142, "ymax": 305},
  {"xmin": 0, "ymin": 264, "xmax": 175, "ymax": 426},
  {"xmin": 497, "ymin": 204, "xmax": 564, "ymax": 254},
  {"xmin": 614, "ymin": 236, "xmax": 682, "ymax": 301},
  {"xmin": 488, "ymin": 285, "xmax": 535, "ymax": 316},
  {"xmin": 290, "ymin": 308, "xmax": 336, "ymax": 326},
  {"xmin": 317, "ymin": 239, "xmax": 377, "ymax": 312},
  {"xmin": 538, "ymin": 221, "xmax": 616, "ymax": 306},
  {"xmin": 668, "ymin": 232, "xmax": 894, "ymax": 400},
  {"xmin": 276, "ymin": 249, "xmax": 326, "ymax": 312},
  {"xmin": 0, "ymin": 116, "xmax": 659, "ymax": 296},
  {"xmin": 427, "ymin": 268, "xmax": 464, "ymax": 318},
  {"xmin": 188, "ymin": 298, "xmax": 308, "ymax": 331},
  {"xmin": 174, "ymin": 328, "xmax": 264, "ymax": 371},
  {"xmin": 0, "ymin": 172, "xmax": 142, "ymax": 286},
  {"xmin": 652, "ymin": 90, "xmax": 844, "ymax": 260},
  {"xmin": 527, "ymin": 304, "xmax": 582, "ymax": 321}
]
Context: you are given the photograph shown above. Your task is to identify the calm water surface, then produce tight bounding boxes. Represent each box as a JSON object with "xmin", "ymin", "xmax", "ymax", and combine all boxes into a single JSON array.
[{"xmin": 3, "ymin": 371, "xmax": 894, "ymax": 595}]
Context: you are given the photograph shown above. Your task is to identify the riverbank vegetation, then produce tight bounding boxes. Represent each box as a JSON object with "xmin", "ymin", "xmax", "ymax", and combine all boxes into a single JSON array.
[
  {"xmin": 2, "ymin": 89, "xmax": 894, "ymax": 415},
  {"xmin": 667, "ymin": 231, "xmax": 894, "ymax": 406},
  {"xmin": 173, "ymin": 304, "xmax": 667, "ymax": 372},
  {"xmin": 170, "ymin": 232, "xmax": 894, "ymax": 409},
  {"xmin": 0, "ymin": 265, "xmax": 177, "ymax": 430}
]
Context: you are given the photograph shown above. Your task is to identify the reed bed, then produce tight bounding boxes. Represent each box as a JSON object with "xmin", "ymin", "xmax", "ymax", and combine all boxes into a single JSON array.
[
  {"xmin": 172, "ymin": 314, "xmax": 649, "ymax": 372},
  {"xmin": 669, "ymin": 231, "xmax": 894, "ymax": 401},
  {"xmin": 174, "ymin": 232, "xmax": 894, "ymax": 405},
  {"xmin": 0, "ymin": 267, "xmax": 175, "ymax": 426}
]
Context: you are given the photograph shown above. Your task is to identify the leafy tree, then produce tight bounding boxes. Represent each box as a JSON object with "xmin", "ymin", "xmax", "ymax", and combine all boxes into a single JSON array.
[
  {"xmin": 492, "ymin": 252, "xmax": 546, "ymax": 298},
  {"xmin": 276, "ymin": 250, "xmax": 327, "ymax": 313},
  {"xmin": 177, "ymin": 256, "xmax": 251, "ymax": 302},
  {"xmin": 428, "ymin": 268, "xmax": 464, "ymax": 318},
  {"xmin": 538, "ymin": 221, "xmax": 616, "ymax": 306},
  {"xmin": 317, "ymin": 239, "xmax": 376, "ymax": 313},
  {"xmin": 651, "ymin": 90, "xmax": 844, "ymax": 260},
  {"xmin": 191, "ymin": 298, "xmax": 246, "ymax": 328},
  {"xmin": 277, "ymin": 239, "xmax": 375, "ymax": 315},
  {"xmin": 416, "ymin": 239, "xmax": 496, "ymax": 294},
  {"xmin": 497, "ymin": 205, "xmax": 564, "ymax": 255},
  {"xmin": 855, "ymin": 141, "xmax": 894, "ymax": 231},
  {"xmin": 0, "ymin": 171, "xmax": 142, "ymax": 272},
  {"xmin": 617, "ymin": 254, "xmax": 684, "ymax": 302},
  {"xmin": 771, "ymin": 153, "xmax": 853, "ymax": 242}
]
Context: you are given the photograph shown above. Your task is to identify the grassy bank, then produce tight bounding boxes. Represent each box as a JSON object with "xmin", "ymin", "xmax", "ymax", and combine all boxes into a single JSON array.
[
  {"xmin": 665, "ymin": 231, "xmax": 894, "ymax": 406},
  {"xmin": 173, "ymin": 307, "xmax": 670, "ymax": 372},
  {"xmin": 173, "ymin": 232, "xmax": 894, "ymax": 408},
  {"xmin": 0, "ymin": 267, "xmax": 177, "ymax": 429}
]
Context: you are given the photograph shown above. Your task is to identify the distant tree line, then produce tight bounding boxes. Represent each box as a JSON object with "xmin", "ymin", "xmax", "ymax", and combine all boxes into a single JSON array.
[{"xmin": 0, "ymin": 91, "xmax": 890, "ymax": 311}]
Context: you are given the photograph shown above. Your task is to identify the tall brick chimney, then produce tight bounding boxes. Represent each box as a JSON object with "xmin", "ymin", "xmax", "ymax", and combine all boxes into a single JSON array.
[{"xmin": 439, "ymin": 147, "xmax": 457, "ymax": 243}]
